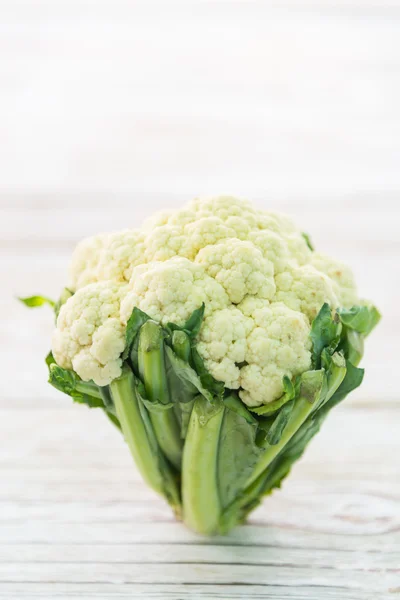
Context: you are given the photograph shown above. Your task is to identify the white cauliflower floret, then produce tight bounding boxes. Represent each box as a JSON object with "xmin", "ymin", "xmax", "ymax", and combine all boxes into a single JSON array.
[
  {"xmin": 195, "ymin": 238, "xmax": 275, "ymax": 304},
  {"xmin": 286, "ymin": 233, "xmax": 312, "ymax": 266},
  {"xmin": 144, "ymin": 224, "xmax": 186, "ymax": 262},
  {"xmin": 96, "ymin": 229, "xmax": 145, "ymax": 283},
  {"xmin": 59, "ymin": 195, "xmax": 362, "ymax": 403},
  {"xmin": 256, "ymin": 211, "xmax": 297, "ymax": 234},
  {"xmin": 68, "ymin": 233, "xmax": 109, "ymax": 290},
  {"xmin": 249, "ymin": 230, "xmax": 291, "ymax": 274},
  {"xmin": 121, "ymin": 257, "xmax": 229, "ymax": 327},
  {"xmin": 187, "ymin": 196, "xmax": 259, "ymax": 230},
  {"xmin": 142, "ymin": 209, "xmax": 174, "ymax": 230},
  {"xmin": 275, "ymin": 264, "xmax": 338, "ymax": 321},
  {"xmin": 196, "ymin": 307, "xmax": 254, "ymax": 389},
  {"xmin": 186, "ymin": 196, "xmax": 268, "ymax": 240},
  {"xmin": 237, "ymin": 299, "xmax": 312, "ymax": 406},
  {"xmin": 52, "ymin": 282, "xmax": 126, "ymax": 386},
  {"xmin": 311, "ymin": 252, "xmax": 358, "ymax": 308},
  {"xmin": 181, "ymin": 217, "xmax": 236, "ymax": 259}
]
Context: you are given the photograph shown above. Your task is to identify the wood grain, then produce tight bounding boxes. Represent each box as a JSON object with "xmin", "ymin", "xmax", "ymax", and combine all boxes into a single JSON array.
[{"xmin": 1, "ymin": 1, "xmax": 399, "ymax": 598}]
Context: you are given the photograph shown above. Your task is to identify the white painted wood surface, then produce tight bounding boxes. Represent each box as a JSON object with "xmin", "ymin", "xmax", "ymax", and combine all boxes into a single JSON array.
[{"xmin": 1, "ymin": 2, "xmax": 399, "ymax": 598}]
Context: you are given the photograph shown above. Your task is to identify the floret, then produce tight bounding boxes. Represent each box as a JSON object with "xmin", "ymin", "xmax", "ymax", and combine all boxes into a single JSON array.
[
  {"xmin": 52, "ymin": 282, "xmax": 127, "ymax": 385},
  {"xmin": 58, "ymin": 195, "xmax": 360, "ymax": 404}
]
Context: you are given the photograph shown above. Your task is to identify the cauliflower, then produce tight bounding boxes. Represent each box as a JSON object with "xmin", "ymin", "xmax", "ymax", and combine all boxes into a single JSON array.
[
  {"xmin": 57, "ymin": 195, "xmax": 361, "ymax": 405},
  {"xmin": 23, "ymin": 194, "xmax": 380, "ymax": 536}
]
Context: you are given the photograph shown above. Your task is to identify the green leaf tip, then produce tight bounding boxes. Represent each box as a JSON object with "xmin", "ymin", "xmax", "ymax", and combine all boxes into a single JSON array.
[
  {"xmin": 48, "ymin": 363, "xmax": 103, "ymax": 408},
  {"xmin": 183, "ymin": 303, "xmax": 205, "ymax": 338},
  {"xmin": 18, "ymin": 295, "xmax": 55, "ymax": 308},
  {"xmin": 310, "ymin": 303, "xmax": 341, "ymax": 369},
  {"xmin": 337, "ymin": 304, "xmax": 381, "ymax": 336},
  {"xmin": 250, "ymin": 375, "xmax": 296, "ymax": 416},
  {"xmin": 166, "ymin": 303, "xmax": 206, "ymax": 339},
  {"xmin": 266, "ymin": 399, "xmax": 295, "ymax": 446},
  {"xmin": 301, "ymin": 232, "xmax": 314, "ymax": 251},
  {"xmin": 123, "ymin": 307, "xmax": 151, "ymax": 360},
  {"xmin": 223, "ymin": 393, "xmax": 258, "ymax": 424}
]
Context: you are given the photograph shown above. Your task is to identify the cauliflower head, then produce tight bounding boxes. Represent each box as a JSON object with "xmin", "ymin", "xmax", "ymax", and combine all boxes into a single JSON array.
[{"xmin": 55, "ymin": 196, "xmax": 360, "ymax": 405}]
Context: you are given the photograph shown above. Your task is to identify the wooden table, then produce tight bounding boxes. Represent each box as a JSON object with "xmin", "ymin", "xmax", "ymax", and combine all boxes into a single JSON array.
[{"xmin": 1, "ymin": 2, "xmax": 399, "ymax": 598}]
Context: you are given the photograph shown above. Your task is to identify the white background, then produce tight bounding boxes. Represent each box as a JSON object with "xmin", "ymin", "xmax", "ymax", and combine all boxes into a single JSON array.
[{"xmin": 1, "ymin": 2, "xmax": 399, "ymax": 598}]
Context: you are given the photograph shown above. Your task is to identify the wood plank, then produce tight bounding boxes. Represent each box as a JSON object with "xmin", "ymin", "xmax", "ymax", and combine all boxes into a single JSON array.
[
  {"xmin": 0, "ymin": 562, "xmax": 396, "ymax": 591},
  {"xmin": 0, "ymin": 582, "xmax": 383, "ymax": 600},
  {"xmin": 1, "ymin": 542, "xmax": 397, "ymax": 570},
  {"xmin": 1, "ymin": 407, "xmax": 399, "ymax": 541}
]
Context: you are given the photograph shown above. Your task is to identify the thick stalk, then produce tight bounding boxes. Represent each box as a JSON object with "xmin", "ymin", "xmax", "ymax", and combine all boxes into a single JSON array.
[
  {"xmin": 138, "ymin": 320, "xmax": 182, "ymax": 469},
  {"xmin": 110, "ymin": 367, "xmax": 164, "ymax": 495},
  {"xmin": 182, "ymin": 396, "xmax": 225, "ymax": 534}
]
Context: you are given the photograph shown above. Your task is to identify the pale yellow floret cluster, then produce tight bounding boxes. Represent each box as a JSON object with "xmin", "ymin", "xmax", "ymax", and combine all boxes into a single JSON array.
[{"xmin": 54, "ymin": 196, "xmax": 359, "ymax": 404}]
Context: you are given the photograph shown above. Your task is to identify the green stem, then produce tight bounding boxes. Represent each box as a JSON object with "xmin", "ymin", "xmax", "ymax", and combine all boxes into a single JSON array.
[
  {"xmin": 75, "ymin": 380, "xmax": 103, "ymax": 400},
  {"xmin": 110, "ymin": 366, "xmax": 164, "ymax": 496},
  {"xmin": 245, "ymin": 383, "xmax": 323, "ymax": 487},
  {"xmin": 172, "ymin": 330, "xmax": 191, "ymax": 362},
  {"xmin": 138, "ymin": 320, "xmax": 182, "ymax": 470},
  {"xmin": 182, "ymin": 396, "xmax": 225, "ymax": 534}
]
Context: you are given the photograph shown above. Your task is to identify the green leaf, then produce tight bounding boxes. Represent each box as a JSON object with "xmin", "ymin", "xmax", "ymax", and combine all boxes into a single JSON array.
[
  {"xmin": 98, "ymin": 386, "xmax": 116, "ymax": 414},
  {"xmin": 18, "ymin": 295, "xmax": 55, "ymax": 308},
  {"xmin": 179, "ymin": 399, "xmax": 196, "ymax": 440},
  {"xmin": 248, "ymin": 369, "xmax": 326, "ymax": 480},
  {"xmin": 45, "ymin": 351, "xmax": 56, "ymax": 368},
  {"xmin": 282, "ymin": 418, "xmax": 322, "ymax": 461},
  {"xmin": 338, "ymin": 305, "xmax": 381, "ymax": 337},
  {"xmin": 123, "ymin": 307, "xmax": 151, "ymax": 360},
  {"xmin": 299, "ymin": 369, "xmax": 327, "ymax": 405},
  {"xmin": 48, "ymin": 364, "xmax": 104, "ymax": 408},
  {"xmin": 183, "ymin": 303, "xmax": 205, "ymax": 338},
  {"xmin": 220, "ymin": 370, "xmax": 326, "ymax": 530},
  {"xmin": 171, "ymin": 330, "xmax": 191, "ymax": 362},
  {"xmin": 322, "ymin": 361, "xmax": 364, "ymax": 413},
  {"xmin": 165, "ymin": 345, "xmax": 214, "ymax": 404},
  {"xmin": 250, "ymin": 376, "xmax": 295, "ymax": 416},
  {"xmin": 266, "ymin": 399, "xmax": 295, "ymax": 446},
  {"xmin": 105, "ymin": 412, "xmax": 122, "ymax": 430},
  {"xmin": 140, "ymin": 396, "xmax": 175, "ymax": 413},
  {"xmin": 340, "ymin": 329, "xmax": 364, "ymax": 367},
  {"xmin": 191, "ymin": 347, "xmax": 225, "ymax": 398},
  {"xmin": 223, "ymin": 394, "xmax": 258, "ymax": 424},
  {"xmin": 310, "ymin": 303, "xmax": 341, "ymax": 368},
  {"xmin": 320, "ymin": 351, "xmax": 347, "ymax": 407},
  {"xmin": 167, "ymin": 304, "xmax": 205, "ymax": 340},
  {"xmin": 302, "ymin": 232, "xmax": 314, "ymax": 251},
  {"xmin": 217, "ymin": 403, "xmax": 262, "ymax": 510}
]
